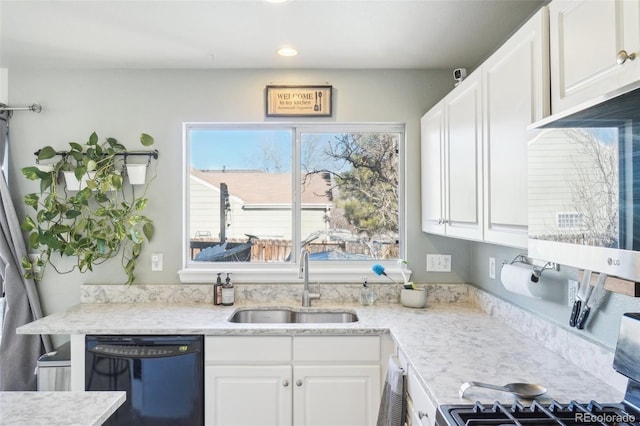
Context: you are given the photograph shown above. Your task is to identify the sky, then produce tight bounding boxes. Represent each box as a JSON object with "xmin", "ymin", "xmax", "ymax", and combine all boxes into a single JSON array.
[
  {"xmin": 189, "ymin": 128, "xmax": 351, "ymax": 173},
  {"xmin": 190, "ymin": 128, "xmax": 293, "ymax": 172}
]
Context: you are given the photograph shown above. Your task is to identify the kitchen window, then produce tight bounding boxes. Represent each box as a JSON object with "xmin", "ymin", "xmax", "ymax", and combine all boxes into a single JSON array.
[{"xmin": 179, "ymin": 123, "xmax": 405, "ymax": 283}]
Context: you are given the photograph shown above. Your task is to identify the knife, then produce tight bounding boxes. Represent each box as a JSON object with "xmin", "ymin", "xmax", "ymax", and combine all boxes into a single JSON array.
[
  {"xmin": 570, "ymin": 270, "xmax": 592, "ymax": 327},
  {"xmin": 576, "ymin": 273, "xmax": 608, "ymax": 330}
]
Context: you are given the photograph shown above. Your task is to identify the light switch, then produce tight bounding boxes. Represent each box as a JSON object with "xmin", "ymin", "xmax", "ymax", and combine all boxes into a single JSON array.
[{"xmin": 151, "ymin": 253, "xmax": 163, "ymax": 271}]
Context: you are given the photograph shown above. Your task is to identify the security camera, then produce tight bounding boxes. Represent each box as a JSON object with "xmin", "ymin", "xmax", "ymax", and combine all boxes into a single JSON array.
[
  {"xmin": 453, "ymin": 68, "xmax": 467, "ymax": 86},
  {"xmin": 531, "ymin": 268, "xmax": 542, "ymax": 283}
]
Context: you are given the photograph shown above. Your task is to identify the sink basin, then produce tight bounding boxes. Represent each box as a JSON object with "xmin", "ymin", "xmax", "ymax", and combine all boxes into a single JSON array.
[{"xmin": 228, "ymin": 308, "xmax": 358, "ymax": 324}]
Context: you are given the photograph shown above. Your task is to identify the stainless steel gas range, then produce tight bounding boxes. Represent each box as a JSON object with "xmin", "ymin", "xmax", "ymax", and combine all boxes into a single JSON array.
[{"xmin": 436, "ymin": 313, "xmax": 640, "ymax": 426}]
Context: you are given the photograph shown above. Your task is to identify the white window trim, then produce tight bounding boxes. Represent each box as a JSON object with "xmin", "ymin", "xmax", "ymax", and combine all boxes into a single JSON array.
[{"xmin": 178, "ymin": 122, "xmax": 407, "ymax": 284}]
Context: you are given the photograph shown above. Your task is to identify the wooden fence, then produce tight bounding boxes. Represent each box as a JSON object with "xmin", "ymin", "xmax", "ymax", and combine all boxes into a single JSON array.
[{"xmin": 190, "ymin": 238, "xmax": 398, "ymax": 262}]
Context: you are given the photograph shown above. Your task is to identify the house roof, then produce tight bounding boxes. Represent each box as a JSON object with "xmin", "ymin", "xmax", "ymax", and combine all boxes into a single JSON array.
[{"xmin": 191, "ymin": 169, "xmax": 332, "ymax": 205}]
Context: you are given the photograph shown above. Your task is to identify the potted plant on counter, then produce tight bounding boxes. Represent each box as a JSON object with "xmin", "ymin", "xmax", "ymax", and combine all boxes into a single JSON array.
[{"xmin": 20, "ymin": 132, "xmax": 157, "ymax": 284}]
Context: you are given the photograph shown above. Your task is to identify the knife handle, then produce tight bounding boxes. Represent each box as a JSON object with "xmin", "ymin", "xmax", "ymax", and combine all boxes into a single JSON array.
[
  {"xmin": 576, "ymin": 306, "xmax": 591, "ymax": 329},
  {"xmin": 569, "ymin": 300, "xmax": 581, "ymax": 327}
]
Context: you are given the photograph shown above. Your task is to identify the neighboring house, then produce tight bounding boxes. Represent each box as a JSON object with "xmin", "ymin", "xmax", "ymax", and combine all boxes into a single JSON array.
[
  {"xmin": 190, "ymin": 169, "xmax": 333, "ymax": 242},
  {"xmin": 529, "ymin": 128, "xmax": 618, "ymax": 245}
]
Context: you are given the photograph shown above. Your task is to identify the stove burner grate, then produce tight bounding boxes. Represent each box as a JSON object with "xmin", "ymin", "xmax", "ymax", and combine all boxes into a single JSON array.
[{"xmin": 444, "ymin": 400, "xmax": 638, "ymax": 426}]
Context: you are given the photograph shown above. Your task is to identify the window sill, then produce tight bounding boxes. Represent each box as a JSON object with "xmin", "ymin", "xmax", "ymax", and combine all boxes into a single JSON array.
[{"xmin": 178, "ymin": 263, "xmax": 412, "ymax": 284}]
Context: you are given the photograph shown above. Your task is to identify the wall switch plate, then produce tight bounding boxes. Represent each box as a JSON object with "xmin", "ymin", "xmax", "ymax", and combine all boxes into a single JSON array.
[
  {"xmin": 489, "ymin": 257, "xmax": 496, "ymax": 279},
  {"xmin": 426, "ymin": 254, "xmax": 452, "ymax": 272},
  {"xmin": 568, "ymin": 279, "xmax": 578, "ymax": 307},
  {"xmin": 151, "ymin": 253, "xmax": 163, "ymax": 272}
]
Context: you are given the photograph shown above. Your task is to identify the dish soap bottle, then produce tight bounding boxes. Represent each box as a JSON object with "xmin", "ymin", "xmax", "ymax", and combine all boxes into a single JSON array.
[
  {"xmin": 213, "ymin": 273, "xmax": 223, "ymax": 305},
  {"xmin": 222, "ymin": 273, "xmax": 234, "ymax": 306},
  {"xmin": 359, "ymin": 277, "xmax": 375, "ymax": 306}
]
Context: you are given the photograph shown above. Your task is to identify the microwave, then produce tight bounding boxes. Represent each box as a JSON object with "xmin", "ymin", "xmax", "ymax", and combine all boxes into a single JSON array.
[{"xmin": 528, "ymin": 86, "xmax": 640, "ymax": 282}]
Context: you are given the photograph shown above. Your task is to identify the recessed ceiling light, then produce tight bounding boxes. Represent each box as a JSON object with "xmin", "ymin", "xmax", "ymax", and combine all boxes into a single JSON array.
[{"xmin": 277, "ymin": 47, "xmax": 298, "ymax": 57}]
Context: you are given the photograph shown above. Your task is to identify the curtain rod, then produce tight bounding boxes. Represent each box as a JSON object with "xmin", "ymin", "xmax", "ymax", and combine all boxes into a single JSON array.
[
  {"xmin": 34, "ymin": 149, "xmax": 159, "ymax": 160},
  {"xmin": 0, "ymin": 103, "xmax": 43, "ymax": 113}
]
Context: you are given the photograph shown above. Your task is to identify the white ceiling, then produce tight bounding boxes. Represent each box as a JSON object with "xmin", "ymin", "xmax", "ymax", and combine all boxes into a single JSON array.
[{"xmin": 0, "ymin": 0, "xmax": 545, "ymax": 70}]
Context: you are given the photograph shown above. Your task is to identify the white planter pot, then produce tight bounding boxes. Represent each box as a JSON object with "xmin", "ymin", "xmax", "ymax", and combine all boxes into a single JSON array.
[
  {"xmin": 63, "ymin": 171, "xmax": 95, "ymax": 191},
  {"xmin": 63, "ymin": 171, "xmax": 82, "ymax": 191},
  {"xmin": 28, "ymin": 253, "xmax": 44, "ymax": 279},
  {"xmin": 126, "ymin": 164, "xmax": 147, "ymax": 185},
  {"xmin": 36, "ymin": 164, "xmax": 55, "ymax": 173},
  {"xmin": 400, "ymin": 288, "xmax": 426, "ymax": 308}
]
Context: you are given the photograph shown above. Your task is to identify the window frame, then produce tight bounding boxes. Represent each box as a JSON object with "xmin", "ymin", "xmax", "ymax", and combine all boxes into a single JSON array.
[{"xmin": 179, "ymin": 122, "xmax": 407, "ymax": 284}]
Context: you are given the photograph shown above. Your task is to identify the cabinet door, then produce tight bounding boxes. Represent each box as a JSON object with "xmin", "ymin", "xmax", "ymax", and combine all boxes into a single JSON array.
[
  {"xmin": 420, "ymin": 102, "xmax": 446, "ymax": 235},
  {"xmin": 445, "ymin": 71, "xmax": 483, "ymax": 240},
  {"xmin": 293, "ymin": 365, "xmax": 380, "ymax": 426},
  {"xmin": 550, "ymin": 0, "xmax": 640, "ymax": 113},
  {"xmin": 482, "ymin": 7, "xmax": 549, "ymax": 248},
  {"xmin": 406, "ymin": 365, "xmax": 436, "ymax": 426},
  {"xmin": 205, "ymin": 365, "xmax": 292, "ymax": 426}
]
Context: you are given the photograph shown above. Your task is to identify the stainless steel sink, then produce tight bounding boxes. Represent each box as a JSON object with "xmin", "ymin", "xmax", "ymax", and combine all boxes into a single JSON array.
[{"xmin": 228, "ymin": 308, "xmax": 358, "ymax": 323}]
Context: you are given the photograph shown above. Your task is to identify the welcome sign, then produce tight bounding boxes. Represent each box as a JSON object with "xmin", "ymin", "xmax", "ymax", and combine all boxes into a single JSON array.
[{"xmin": 265, "ymin": 85, "xmax": 332, "ymax": 117}]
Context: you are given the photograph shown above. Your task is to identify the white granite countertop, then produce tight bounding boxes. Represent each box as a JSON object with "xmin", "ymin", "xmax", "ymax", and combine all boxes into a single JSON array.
[
  {"xmin": 0, "ymin": 391, "xmax": 125, "ymax": 426},
  {"xmin": 17, "ymin": 301, "xmax": 624, "ymax": 407}
]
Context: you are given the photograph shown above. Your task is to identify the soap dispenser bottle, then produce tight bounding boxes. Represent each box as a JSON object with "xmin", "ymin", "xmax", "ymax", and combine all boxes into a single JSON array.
[
  {"xmin": 213, "ymin": 273, "xmax": 222, "ymax": 305},
  {"xmin": 359, "ymin": 277, "xmax": 375, "ymax": 306},
  {"xmin": 221, "ymin": 273, "xmax": 234, "ymax": 306}
]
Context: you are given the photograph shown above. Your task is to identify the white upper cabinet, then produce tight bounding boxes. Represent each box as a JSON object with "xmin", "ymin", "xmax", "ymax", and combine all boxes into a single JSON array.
[
  {"xmin": 482, "ymin": 7, "xmax": 550, "ymax": 248},
  {"xmin": 421, "ymin": 7, "xmax": 549, "ymax": 248},
  {"xmin": 550, "ymin": 0, "xmax": 640, "ymax": 113},
  {"xmin": 444, "ymin": 71, "xmax": 484, "ymax": 241},
  {"xmin": 420, "ymin": 71, "xmax": 483, "ymax": 242},
  {"xmin": 420, "ymin": 102, "xmax": 446, "ymax": 235}
]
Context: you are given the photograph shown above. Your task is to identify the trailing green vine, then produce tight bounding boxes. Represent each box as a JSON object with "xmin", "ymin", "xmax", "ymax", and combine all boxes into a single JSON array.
[{"xmin": 20, "ymin": 132, "xmax": 156, "ymax": 284}]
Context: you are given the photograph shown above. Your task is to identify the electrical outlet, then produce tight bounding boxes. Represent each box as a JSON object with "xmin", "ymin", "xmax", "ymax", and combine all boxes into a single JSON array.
[
  {"xmin": 568, "ymin": 279, "xmax": 578, "ymax": 307},
  {"xmin": 489, "ymin": 257, "xmax": 496, "ymax": 279},
  {"xmin": 151, "ymin": 253, "xmax": 163, "ymax": 272},
  {"xmin": 426, "ymin": 254, "xmax": 452, "ymax": 272}
]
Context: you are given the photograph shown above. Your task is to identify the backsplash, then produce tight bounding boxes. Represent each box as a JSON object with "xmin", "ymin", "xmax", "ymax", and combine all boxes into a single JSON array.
[
  {"xmin": 80, "ymin": 283, "xmax": 470, "ymax": 305},
  {"xmin": 468, "ymin": 286, "xmax": 627, "ymax": 392}
]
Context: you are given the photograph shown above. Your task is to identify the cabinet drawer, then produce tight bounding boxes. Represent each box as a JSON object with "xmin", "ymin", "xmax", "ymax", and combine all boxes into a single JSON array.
[
  {"xmin": 407, "ymin": 365, "xmax": 436, "ymax": 426},
  {"xmin": 293, "ymin": 336, "xmax": 380, "ymax": 362},
  {"xmin": 205, "ymin": 336, "xmax": 292, "ymax": 362},
  {"xmin": 406, "ymin": 397, "xmax": 422, "ymax": 426}
]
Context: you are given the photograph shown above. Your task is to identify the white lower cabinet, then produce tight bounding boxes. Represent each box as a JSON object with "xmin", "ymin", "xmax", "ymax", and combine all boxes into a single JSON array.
[
  {"xmin": 204, "ymin": 335, "xmax": 381, "ymax": 426},
  {"xmin": 405, "ymin": 364, "xmax": 436, "ymax": 426},
  {"xmin": 205, "ymin": 365, "xmax": 292, "ymax": 426},
  {"xmin": 293, "ymin": 365, "xmax": 380, "ymax": 426},
  {"xmin": 398, "ymin": 349, "xmax": 436, "ymax": 426}
]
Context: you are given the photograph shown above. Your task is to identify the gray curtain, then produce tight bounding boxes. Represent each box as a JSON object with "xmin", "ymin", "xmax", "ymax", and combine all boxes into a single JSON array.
[{"xmin": 0, "ymin": 110, "xmax": 52, "ymax": 390}]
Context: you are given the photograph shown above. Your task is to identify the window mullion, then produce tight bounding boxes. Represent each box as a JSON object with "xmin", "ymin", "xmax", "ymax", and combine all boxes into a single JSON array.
[{"xmin": 293, "ymin": 127, "xmax": 302, "ymax": 264}]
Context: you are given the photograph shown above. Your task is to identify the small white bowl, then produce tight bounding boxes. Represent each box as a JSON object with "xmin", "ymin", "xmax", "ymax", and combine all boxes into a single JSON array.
[{"xmin": 400, "ymin": 288, "xmax": 426, "ymax": 308}]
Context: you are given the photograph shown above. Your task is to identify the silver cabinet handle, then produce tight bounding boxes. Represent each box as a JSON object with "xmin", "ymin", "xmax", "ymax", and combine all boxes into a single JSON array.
[
  {"xmin": 296, "ymin": 379, "xmax": 303, "ymax": 387},
  {"xmin": 283, "ymin": 380, "xmax": 289, "ymax": 387},
  {"xmin": 617, "ymin": 50, "xmax": 637, "ymax": 64}
]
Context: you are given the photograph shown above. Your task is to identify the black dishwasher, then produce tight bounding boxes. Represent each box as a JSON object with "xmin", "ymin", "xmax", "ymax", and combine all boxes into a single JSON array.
[{"xmin": 85, "ymin": 335, "xmax": 204, "ymax": 426}]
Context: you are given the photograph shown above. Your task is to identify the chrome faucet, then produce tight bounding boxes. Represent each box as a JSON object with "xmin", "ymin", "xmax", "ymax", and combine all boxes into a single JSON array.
[{"xmin": 299, "ymin": 249, "xmax": 320, "ymax": 307}]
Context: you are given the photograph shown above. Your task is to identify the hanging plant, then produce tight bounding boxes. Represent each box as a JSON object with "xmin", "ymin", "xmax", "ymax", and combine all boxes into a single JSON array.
[{"xmin": 20, "ymin": 132, "xmax": 157, "ymax": 284}]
